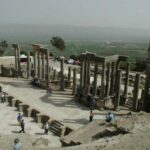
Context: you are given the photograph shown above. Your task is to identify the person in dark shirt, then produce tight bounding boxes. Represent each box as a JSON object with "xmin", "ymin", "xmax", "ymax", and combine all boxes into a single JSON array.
[
  {"xmin": 19, "ymin": 120, "xmax": 25, "ymax": 133},
  {"xmin": 89, "ymin": 110, "xmax": 94, "ymax": 122}
]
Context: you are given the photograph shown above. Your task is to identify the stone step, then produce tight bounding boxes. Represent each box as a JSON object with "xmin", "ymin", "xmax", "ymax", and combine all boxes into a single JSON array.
[
  {"xmin": 124, "ymin": 99, "xmax": 133, "ymax": 108},
  {"xmin": 51, "ymin": 121, "xmax": 63, "ymax": 128},
  {"xmin": 125, "ymin": 102, "xmax": 133, "ymax": 106},
  {"xmin": 125, "ymin": 101, "xmax": 133, "ymax": 105},
  {"xmin": 124, "ymin": 104, "xmax": 132, "ymax": 108},
  {"xmin": 53, "ymin": 120, "xmax": 64, "ymax": 126},
  {"xmin": 49, "ymin": 126, "xmax": 61, "ymax": 136},
  {"xmin": 49, "ymin": 128, "xmax": 60, "ymax": 135},
  {"xmin": 49, "ymin": 120, "xmax": 64, "ymax": 136},
  {"xmin": 50, "ymin": 125, "xmax": 61, "ymax": 132}
]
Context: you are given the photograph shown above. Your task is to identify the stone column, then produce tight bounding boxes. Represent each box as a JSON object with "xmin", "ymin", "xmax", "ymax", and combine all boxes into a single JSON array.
[
  {"xmin": 116, "ymin": 61, "xmax": 120, "ymax": 71},
  {"xmin": 110, "ymin": 62, "xmax": 116, "ymax": 95},
  {"xmin": 40, "ymin": 54, "xmax": 42, "ymax": 79},
  {"xmin": 143, "ymin": 45, "xmax": 150, "ymax": 111},
  {"xmin": 124, "ymin": 62, "xmax": 130, "ymax": 98},
  {"xmin": 53, "ymin": 69, "xmax": 57, "ymax": 80},
  {"xmin": 46, "ymin": 51, "xmax": 50, "ymax": 82},
  {"xmin": 105, "ymin": 63, "xmax": 111, "ymax": 98},
  {"xmin": 114, "ymin": 70, "xmax": 122, "ymax": 110},
  {"xmin": 68, "ymin": 67, "xmax": 71, "ymax": 81},
  {"xmin": 84, "ymin": 61, "xmax": 88, "ymax": 88},
  {"xmin": 101, "ymin": 63, "xmax": 106, "ymax": 99},
  {"xmin": 42, "ymin": 53, "xmax": 45, "ymax": 80},
  {"xmin": 17, "ymin": 46, "xmax": 21, "ymax": 76},
  {"xmin": 38, "ymin": 52, "xmax": 42, "ymax": 79},
  {"xmin": 60, "ymin": 58, "xmax": 65, "ymax": 91},
  {"xmin": 15, "ymin": 48, "xmax": 18, "ymax": 75},
  {"xmin": 72, "ymin": 68, "xmax": 77, "ymax": 95},
  {"xmin": 85, "ymin": 61, "xmax": 90, "ymax": 94},
  {"xmin": 115, "ymin": 61, "xmax": 120, "ymax": 86},
  {"xmin": 68, "ymin": 67, "xmax": 71, "ymax": 87},
  {"xmin": 80, "ymin": 61, "xmax": 84, "ymax": 90},
  {"xmin": 87, "ymin": 61, "xmax": 91, "ymax": 86},
  {"xmin": 34, "ymin": 51, "xmax": 37, "ymax": 77},
  {"xmin": 27, "ymin": 51, "xmax": 31, "ymax": 79},
  {"xmin": 143, "ymin": 75, "xmax": 150, "ymax": 111},
  {"xmin": 133, "ymin": 73, "xmax": 140, "ymax": 111},
  {"xmin": 37, "ymin": 52, "xmax": 40, "ymax": 78},
  {"xmin": 93, "ymin": 64, "xmax": 98, "ymax": 96}
]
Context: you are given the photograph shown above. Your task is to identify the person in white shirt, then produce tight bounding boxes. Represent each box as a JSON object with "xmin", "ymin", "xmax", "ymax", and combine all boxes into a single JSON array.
[
  {"xmin": 13, "ymin": 138, "xmax": 22, "ymax": 150},
  {"xmin": 44, "ymin": 121, "xmax": 49, "ymax": 135}
]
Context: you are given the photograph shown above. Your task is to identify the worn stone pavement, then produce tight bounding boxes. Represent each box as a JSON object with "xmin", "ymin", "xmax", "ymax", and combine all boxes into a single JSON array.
[
  {"xmin": 0, "ymin": 77, "xmax": 108, "ymax": 130},
  {"xmin": 0, "ymin": 77, "xmax": 132, "ymax": 130}
]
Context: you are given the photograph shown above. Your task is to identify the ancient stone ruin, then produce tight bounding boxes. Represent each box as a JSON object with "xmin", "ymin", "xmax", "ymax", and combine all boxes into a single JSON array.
[
  {"xmin": 0, "ymin": 43, "xmax": 150, "ymax": 149},
  {"xmin": 1, "ymin": 43, "xmax": 150, "ymax": 112}
]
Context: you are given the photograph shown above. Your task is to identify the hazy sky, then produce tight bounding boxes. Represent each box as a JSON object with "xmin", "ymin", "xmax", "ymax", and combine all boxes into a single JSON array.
[{"xmin": 0, "ymin": 0, "xmax": 150, "ymax": 29}]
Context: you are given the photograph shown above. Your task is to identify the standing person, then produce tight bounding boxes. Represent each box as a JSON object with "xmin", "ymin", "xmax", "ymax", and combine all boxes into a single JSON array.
[
  {"xmin": 106, "ymin": 112, "xmax": 115, "ymax": 123},
  {"xmin": 89, "ymin": 110, "xmax": 94, "ymax": 122},
  {"xmin": 19, "ymin": 120, "xmax": 25, "ymax": 133},
  {"xmin": 44, "ymin": 121, "xmax": 49, "ymax": 135},
  {"xmin": 0, "ymin": 91, "xmax": 5, "ymax": 103},
  {"xmin": 17, "ymin": 113, "xmax": 22, "ymax": 125},
  {"xmin": 13, "ymin": 138, "xmax": 22, "ymax": 150}
]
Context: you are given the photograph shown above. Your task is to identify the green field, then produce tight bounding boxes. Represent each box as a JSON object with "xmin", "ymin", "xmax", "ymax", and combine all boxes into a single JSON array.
[{"xmin": 4, "ymin": 41, "xmax": 148, "ymax": 62}]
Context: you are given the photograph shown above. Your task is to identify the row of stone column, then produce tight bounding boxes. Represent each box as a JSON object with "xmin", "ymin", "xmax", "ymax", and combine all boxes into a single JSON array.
[
  {"xmin": 79, "ymin": 61, "xmax": 122, "ymax": 98},
  {"xmin": 115, "ymin": 70, "xmax": 142, "ymax": 111},
  {"xmin": 79, "ymin": 60, "xmax": 132, "ymax": 108},
  {"xmin": 33, "ymin": 50, "xmax": 50, "ymax": 81}
]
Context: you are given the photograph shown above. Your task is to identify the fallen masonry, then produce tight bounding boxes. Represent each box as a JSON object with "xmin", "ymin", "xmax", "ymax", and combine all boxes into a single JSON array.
[{"xmin": 60, "ymin": 117, "xmax": 134, "ymax": 146}]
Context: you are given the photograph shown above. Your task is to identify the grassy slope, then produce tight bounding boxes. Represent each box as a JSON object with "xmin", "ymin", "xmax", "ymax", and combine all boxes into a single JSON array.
[{"xmin": 4, "ymin": 41, "xmax": 148, "ymax": 62}]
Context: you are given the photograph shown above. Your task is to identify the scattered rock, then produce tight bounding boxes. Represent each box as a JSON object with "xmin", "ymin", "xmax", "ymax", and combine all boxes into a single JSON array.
[{"xmin": 32, "ymin": 137, "xmax": 48, "ymax": 146}]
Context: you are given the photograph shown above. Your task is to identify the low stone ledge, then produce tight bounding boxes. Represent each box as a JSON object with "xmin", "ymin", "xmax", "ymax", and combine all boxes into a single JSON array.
[
  {"xmin": 36, "ymin": 113, "xmax": 50, "ymax": 124},
  {"xmin": 8, "ymin": 98, "xmax": 17, "ymax": 107},
  {"xmin": 15, "ymin": 100, "xmax": 22, "ymax": 109},
  {"xmin": 7, "ymin": 95, "xmax": 14, "ymax": 100},
  {"xmin": 4, "ymin": 95, "xmax": 13, "ymax": 103},
  {"xmin": 18, "ymin": 103, "xmax": 29, "ymax": 114},
  {"xmin": 31, "ymin": 108, "xmax": 40, "ymax": 120},
  {"xmin": 27, "ymin": 107, "xmax": 33, "ymax": 117}
]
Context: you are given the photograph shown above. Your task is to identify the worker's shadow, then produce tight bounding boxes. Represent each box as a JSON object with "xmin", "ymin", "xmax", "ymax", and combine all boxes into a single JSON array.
[
  {"xmin": 9, "ymin": 123, "xmax": 19, "ymax": 126},
  {"xmin": 11, "ymin": 130, "xmax": 19, "ymax": 134},
  {"xmin": 35, "ymin": 132, "xmax": 44, "ymax": 135}
]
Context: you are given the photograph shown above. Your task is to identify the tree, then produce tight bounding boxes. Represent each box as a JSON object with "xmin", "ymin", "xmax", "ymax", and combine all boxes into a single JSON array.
[
  {"xmin": 0, "ymin": 40, "xmax": 8, "ymax": 56},
  {"xmin": 50, "ymin": 36, "xmax": 65, "ymax": 51},
  {"xmin": 49, "ymin": 52, "xmax": 53, "ymax": 57},
  {"xmin": 70, "ymin": 54, "xmax": 80, "ymax": 60},
  {"xmin": 20, "ymin": 50, "xmax": 27, "ymax": 56},
  {"xmin": 134, "ymin": 58, "xmax": 146, "ymax": 72}
]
